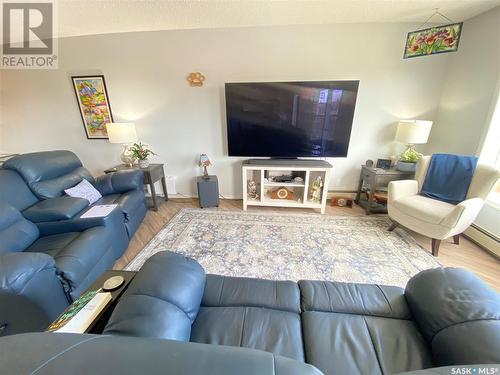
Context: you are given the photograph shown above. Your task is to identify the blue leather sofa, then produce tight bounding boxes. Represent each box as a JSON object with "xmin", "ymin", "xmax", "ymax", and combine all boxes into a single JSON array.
[
  {"xmin": 0, "ymin": 150, "xmax": 147, "ymax": 336},
  {"xmin": 0, "ymin": 252, "xmax": 498, "ymax": 374},
  {"xmin": 102, "ymin": 252, "xmax": 500, "ymax": 375},
  {"xmin": 1, "ymin": 150, "xmax": 147, "ymax": 239}
]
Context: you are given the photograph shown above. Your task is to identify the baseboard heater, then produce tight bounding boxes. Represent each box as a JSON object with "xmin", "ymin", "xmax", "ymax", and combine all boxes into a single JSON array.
[{"xmin": 463, "ymin": 224, "xmax": 500, "ymax": 259}]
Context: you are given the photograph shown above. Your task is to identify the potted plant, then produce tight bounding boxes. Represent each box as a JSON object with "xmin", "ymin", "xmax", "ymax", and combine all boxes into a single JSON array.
[
  {"xmin": 396, "ymin": 147, "xmax": 423, "ymax": 172},
  {"xmin": 130, "ymin": 142, "xmax": 156, "ymax": 169}
]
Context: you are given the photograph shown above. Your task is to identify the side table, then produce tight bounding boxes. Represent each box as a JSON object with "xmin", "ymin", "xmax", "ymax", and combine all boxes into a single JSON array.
[
  {"xmin": 197, "ymin": 175, "xmax": 219, "ymax": 208},
  {"xmin": 104, "ymin": 163, "xmax": 168, "ymax": 211},
  {"xmin": 47, "ymin": 270, "xmax": 136, "ymax": 334},
  {"xmin": 355, "ymin": 165, "xmax": 414, "ymax": 215}
]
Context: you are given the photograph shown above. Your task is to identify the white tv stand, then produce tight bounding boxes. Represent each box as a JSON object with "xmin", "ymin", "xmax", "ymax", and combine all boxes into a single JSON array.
[{"xmin": 242, "ymin": 159, "xmax": 332, "ymax": 214}]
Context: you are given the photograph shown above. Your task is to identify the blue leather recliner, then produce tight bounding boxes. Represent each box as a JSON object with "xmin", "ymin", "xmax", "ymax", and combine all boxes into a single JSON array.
[
  {"xmin": 1, "ymin": 150, "xmax": 147, "ymax": 239},
  {"xmin": 0, "ymin": 150, "xmax": 147, "ymax": 336}
]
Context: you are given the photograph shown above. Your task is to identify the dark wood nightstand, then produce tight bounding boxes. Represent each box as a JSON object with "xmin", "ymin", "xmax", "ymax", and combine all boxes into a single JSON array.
[
  {"xmin": 355, "ymin": 165, "xmax": 414, "ymax": 215},
  {"xmin": 104, "ymin": 163, "xmax": 168, "ymax": 211}
]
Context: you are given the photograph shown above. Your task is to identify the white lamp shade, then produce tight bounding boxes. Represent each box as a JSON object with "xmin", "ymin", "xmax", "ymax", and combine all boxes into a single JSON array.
[
  {"xmin": 395, "ymin": 120, "xmax": 433, "ymax": 144},
  {"xmin": 106, "ymin": 123, "xmax": 138, "ymax": 144}
]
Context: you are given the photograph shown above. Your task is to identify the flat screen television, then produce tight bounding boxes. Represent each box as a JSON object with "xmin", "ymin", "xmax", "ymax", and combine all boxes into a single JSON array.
[{"xmin": 225, "ymin": 80, "xmax": 359, "ymax": 158}]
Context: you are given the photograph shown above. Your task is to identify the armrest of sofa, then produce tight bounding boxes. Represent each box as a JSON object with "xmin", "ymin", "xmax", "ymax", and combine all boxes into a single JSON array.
[
  {"xmin": 23, "ymin": 196, "xmax": 89, "ymax": 223},
  {"xmin": 36, "ymin": 206, "xmax": 123, "ymax": 235},
  {"xmin": 94, "ymin": 169, "xmax": 144, "ymax": 195},
  {"xmin": 104, "ymin": 251, "xmax": 206, "ymax": 341},
  {"xmin": 405, "ymin": 267, "xmax": 500, "ymax": 366},
  {"xmin": 388, "ymin": 180, "xmax": 418, "ymax": 203},
  {"xmin": 0, "ymin": 333, "xmax": 324, "ymax": 375},
  {"xmin": 0, "ymin": 253, "xmax": 69, "ymax": 335}
]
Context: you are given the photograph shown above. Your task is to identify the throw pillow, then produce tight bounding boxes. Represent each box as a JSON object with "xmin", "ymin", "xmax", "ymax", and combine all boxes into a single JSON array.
[{"xmin": 64, "ymin": 179, "xmax": 102, "ymax": 205}]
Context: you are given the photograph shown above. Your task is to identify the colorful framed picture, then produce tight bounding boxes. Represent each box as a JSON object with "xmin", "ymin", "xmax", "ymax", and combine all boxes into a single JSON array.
[
  {"xmin": 403, "ymin": 22, "xmax": 463, "ymax": 59},
  {"xmin": 71, "ymin": 75, "xmax": 114, "ymax": 139}
]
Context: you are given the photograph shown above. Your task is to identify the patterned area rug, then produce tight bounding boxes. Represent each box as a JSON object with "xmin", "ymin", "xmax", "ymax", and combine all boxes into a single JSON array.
[{"xmin": 126, "ymin": 208, "xmax": 441, "ymax": 287}]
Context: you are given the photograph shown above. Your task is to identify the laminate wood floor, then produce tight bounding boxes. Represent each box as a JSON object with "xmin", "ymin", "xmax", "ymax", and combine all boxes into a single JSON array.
[{"xmin": 114, "ymin": 199, "xmax": 500, "ymax": 291}]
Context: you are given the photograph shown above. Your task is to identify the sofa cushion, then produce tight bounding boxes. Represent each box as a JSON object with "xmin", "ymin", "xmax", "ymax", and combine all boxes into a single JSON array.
[
  {"xmin": 0, "ymin": 169, "xmax": 39, "ymax": 211},
  {"xmin": 25, "ymin": 227, "xmax": 111, "ymax": 294},
  {"xmin": 301, "ymin": 312, "xmax": 433, "ymax": 375},
  {"xmin": 191, "ymin": 306, "xmax": 304, "ymax": 362},
  {"xmin": 3, "ymin": 151, "xmax": 95, "ymax": 199},
  {"xmin": 104, "ymin": 251, "xmax": 206, "ymax": 341},
  {"xmin": 190, "ymin": 275, "xmax": 303, "ymax": 361},
  {"xmin": 405, "ymin": 267, "xmax": 500, "ymax": 366},
  {"xmin": 25, "ymin": 232, "xmax": 80, "ymax": 257},
  {"xmin": 94, "ymin": 169, "xmax": 144, "ymax": 195},
  {"xmin": 299, "ymin": 280, "xmax": 411, "ymax": 319},
  {"xmin": 22, "ymin": 197, "xmax": 90, "ymax": 223},
  {"xmin": 0, "ymin": 201, "xmax": 39, "ymax": 254},
  {"xmin": 203, "ymin": 274, "xmax": 301, "ymax": 314},
  {"xmin": 64, "ymin": 179, "xmax": 102, "ymax": 205},
  {"xmin": 391, "ymin": 195, "xmax": 455, "ymax": 225}
]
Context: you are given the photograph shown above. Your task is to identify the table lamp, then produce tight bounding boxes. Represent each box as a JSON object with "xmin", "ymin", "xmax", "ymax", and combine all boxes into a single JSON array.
[
  {"xmin": 395, "ymin": 120, "xmax": 433, "ymax": 146},
  {"xmin": 395, "ymin": 119, "xmax": 433, "ymax": 171},
  {"xmin": 106, "ymin": 122, "xmax": 138, "ymax": 167},
  {"xmin": 199, "ymin": 154, "xmax": 211, "ymax": 180}
]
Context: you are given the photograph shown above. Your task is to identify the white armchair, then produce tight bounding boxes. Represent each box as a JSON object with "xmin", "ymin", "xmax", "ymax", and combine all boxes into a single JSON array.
[{"xmin": 388, "ymin": 155, "xmax": 500, "ymax": 256}]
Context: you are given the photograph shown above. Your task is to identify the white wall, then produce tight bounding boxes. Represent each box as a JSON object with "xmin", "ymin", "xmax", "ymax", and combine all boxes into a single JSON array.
[
  {"xmin": 425, "ymin": 6, "xmax": 500, "ymax": 156},
  {"xmin": 0, "ymin": 23, "xmax": 452, "ymax": 197}
]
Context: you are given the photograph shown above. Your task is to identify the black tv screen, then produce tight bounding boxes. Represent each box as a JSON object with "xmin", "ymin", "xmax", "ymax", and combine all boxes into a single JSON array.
[{"xmin": 225, "ymin": 80, "xmax": 359, "ymax": 157}]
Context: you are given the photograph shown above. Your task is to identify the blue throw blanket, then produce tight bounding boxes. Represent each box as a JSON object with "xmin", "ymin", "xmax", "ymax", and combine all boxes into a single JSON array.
[{"xmin": 421, "ymin": 154, "xmax": 478, "ymax": 204}]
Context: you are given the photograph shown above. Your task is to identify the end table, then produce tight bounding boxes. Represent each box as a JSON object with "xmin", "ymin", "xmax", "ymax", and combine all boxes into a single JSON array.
[
  {"xmin": 355, "ymin": 165, "xmax": 414, "ymax": 215},
  {"xmin": 197, "ymin": 175, "xmax": 219, "ymax": 208},
  {"xmin": 47, "ymin": 270, "xmax": 136, "ymax": 334},
  {"xmin": 104, "ymin": 163, "xmax": 168, "ymax": 211}
]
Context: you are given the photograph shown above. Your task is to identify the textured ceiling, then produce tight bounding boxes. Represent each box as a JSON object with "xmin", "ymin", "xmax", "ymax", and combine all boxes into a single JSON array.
[{"xmin": 57, "ymin": 0, "xmax": 500, "ymax": 38}]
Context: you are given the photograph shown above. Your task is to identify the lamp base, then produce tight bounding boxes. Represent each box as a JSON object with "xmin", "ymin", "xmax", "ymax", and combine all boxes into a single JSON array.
[
  {"xmin": 203, "ymin": 166, "xmax": 209, "ymax": 180},
  {"xmin": 120, "ymin": 144, "xmax": 135, "ymax": 167}
]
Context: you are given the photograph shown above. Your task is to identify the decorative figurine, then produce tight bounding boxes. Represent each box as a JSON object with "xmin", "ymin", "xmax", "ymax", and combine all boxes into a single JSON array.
[
  {"xmin": 199, "ymin": 154, "xmax": 211, "ymax": 180},
  {"xmin": 247, "ymin": 180, "xmax": 259, "ymax": 200},
  {"xmin": 310, "ymin": 176, "xmax": 323, "ymax": 203}
]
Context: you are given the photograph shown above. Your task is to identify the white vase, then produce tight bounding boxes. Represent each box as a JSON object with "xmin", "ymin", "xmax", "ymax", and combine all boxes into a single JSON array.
[{"xmin": 138, "ymin": 159, "xmax": 150, "ymax": 169}]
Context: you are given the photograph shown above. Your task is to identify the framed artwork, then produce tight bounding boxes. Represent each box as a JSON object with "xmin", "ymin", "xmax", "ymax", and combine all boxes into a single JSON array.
[
  {"xmin": 71, "ymin": 75, "xmax": 114, "ymax": 139},
  {"xmin": 403, "ymin": 22, "xmax": 462, "ymax": 59}
]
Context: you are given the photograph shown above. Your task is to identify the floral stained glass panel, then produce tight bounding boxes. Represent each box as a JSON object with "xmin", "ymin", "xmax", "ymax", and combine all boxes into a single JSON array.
[{"xmin": 404, "ymin": 23, "xmax": 463, "ymax": 59}]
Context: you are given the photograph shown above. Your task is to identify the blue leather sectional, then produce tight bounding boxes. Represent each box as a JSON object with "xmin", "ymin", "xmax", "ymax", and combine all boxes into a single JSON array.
[
  {"xmin": 0, "ymin": 251, "xmax": 498, "ymax": 375},
  {"xmin": 0, "ymin": 150, "xmax": 147, "ymax": 336}
]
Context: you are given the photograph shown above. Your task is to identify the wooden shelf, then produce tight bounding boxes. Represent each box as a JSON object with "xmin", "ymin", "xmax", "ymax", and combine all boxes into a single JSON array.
[
  {"xmin": 246, "ymin": 198, "xmax": 321, "ymax": 209},
  {"xmin": 263, "ymin": 182, "xmax": 305, "ymax": 187}
]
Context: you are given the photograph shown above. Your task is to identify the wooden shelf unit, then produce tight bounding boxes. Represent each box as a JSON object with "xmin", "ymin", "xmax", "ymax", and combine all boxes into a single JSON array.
[{"xmin": 242, "ymin": 159, "xmax": 332, "ymax": 214}]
